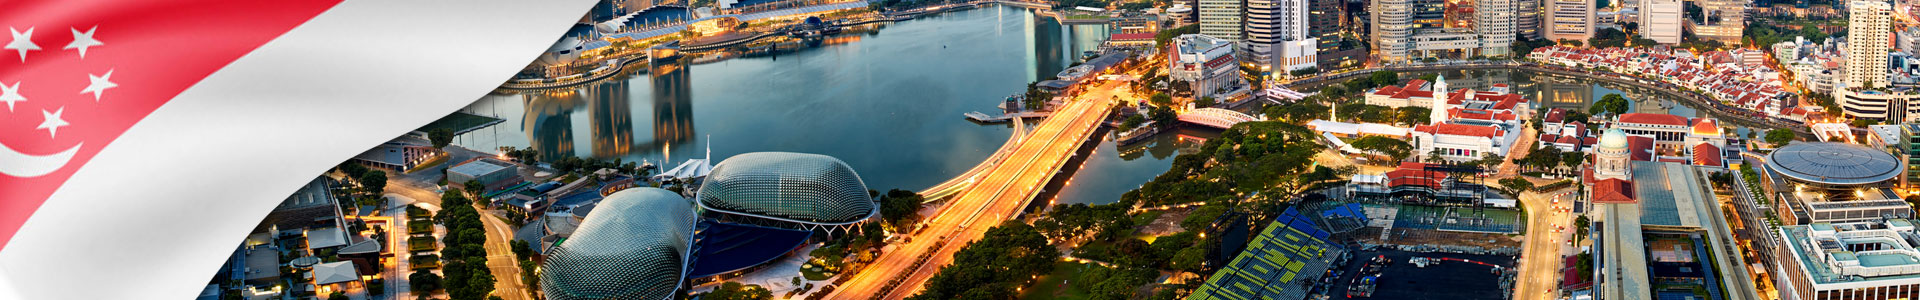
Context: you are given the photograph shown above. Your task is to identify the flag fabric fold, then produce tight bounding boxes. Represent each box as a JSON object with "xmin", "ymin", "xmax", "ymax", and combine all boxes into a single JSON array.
[{"xmin": 0, "ymin": 1, "xmax": 599, "ymax": 299}]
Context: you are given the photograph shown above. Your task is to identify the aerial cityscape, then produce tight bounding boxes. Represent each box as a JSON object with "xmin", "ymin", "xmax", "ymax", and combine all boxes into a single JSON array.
[{"xmin": 197, "ymin": 0, "xmax": 1919, "ymax": 299}]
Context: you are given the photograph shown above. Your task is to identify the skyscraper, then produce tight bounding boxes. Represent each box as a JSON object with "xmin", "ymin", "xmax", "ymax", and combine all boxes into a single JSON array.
[
  {"xmin": 1692, "ymin": 0, "xmax": 1745, "ymax": 42},
  {"xmin": 1248, "ymin": 0, "xmax": 1317, "ymax": 71},
  {"xmin": 1544, "ymin": 0, "xmax": 1593, "ymax": 41},
  {"xmin": 1640, "ymin": 0, "xmax": 1683, "ymax": 44},
  {"xmin": 1200, "ymin": 0, "xmax": 1245, "ymax": 43},
  {"xmin": 1372, "ymin": 0, "xmax": 1415, "ymax": 61},
  {"xmin": 1478, "ymin": 0, "xmax": 1517, "ymax": 56},
  {"xmin": 1849, "ymin": 0, "xmax": 1892, "ymax": 90},
  {"xmin": 1517, "ymin": 0, "xmax": 1542, "ymax": 39}
]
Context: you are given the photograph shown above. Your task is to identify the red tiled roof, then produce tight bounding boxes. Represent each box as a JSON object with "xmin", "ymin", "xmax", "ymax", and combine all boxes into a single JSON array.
[
  {"xmin": 1544, "ymin": 109, "xmax": 1567, "ymax": 123},
  {"xmin": 1618, "ymin": 113, "xmax": 1690, "ymax": 126},
  {"xmin": 1694, "ymin": 143, "xmax": 1722, "ymax": 167},
  {"xmin": 1592, "ymin": 179, "xmax": 1637, "ymax": 204},
  {"xmin": 1692, "ymin": 119, "xmax": 1720, "ymax": 136},
  {"xmin": 1628, "ymin": 136, "xmax": 1655, "ymax": 161},
  {"xmin": 1415, "ymin": 123, "xmax": 1500, "ymax": 138}
]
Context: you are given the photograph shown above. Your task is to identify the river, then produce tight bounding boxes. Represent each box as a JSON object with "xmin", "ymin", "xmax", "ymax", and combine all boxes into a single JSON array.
[{"xmin": 450, "ymin": 6, "xmax": 1750, "ymax": 207}]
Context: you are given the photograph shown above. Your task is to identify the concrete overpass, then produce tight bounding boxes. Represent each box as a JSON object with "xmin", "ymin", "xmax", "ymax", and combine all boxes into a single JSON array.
[{"xmin": 826, "ymin": 80, "xmax": 1125, "ymax": 300}]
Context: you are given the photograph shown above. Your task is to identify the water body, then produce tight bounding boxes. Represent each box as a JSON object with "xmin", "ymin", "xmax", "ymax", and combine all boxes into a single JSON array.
[
  {"xmin": 455, "ymin": 5, "xmax": 1119, "ymax": 198},
  {"xmin": 452, "ymin": 6, "xmax": 1739, "ymax": 207}
]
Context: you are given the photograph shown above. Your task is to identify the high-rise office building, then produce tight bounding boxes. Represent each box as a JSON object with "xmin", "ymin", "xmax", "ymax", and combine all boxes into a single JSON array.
[
  {"xmin": 1692, "ymin": 0, "xmax": 1745, "ymax": 42},
  {"xmin": 1640, "ymin": 0, "xmax": 1683, "ymax": 44},
  {"xmin": 1517, "ymin": 0, "xmax": 1542, "ymax": 39},
  {"xmin": 1309, "ymin": 0, "xmax": 1341, "ymax": 52},
  {"xmin": 1412, "ymin": 0, "xmax": 1447, "ymax": 28},
  {"xmin": 1478, "ymin": 0, "xmax": 1517, "ymax": 57},
  {"xmin": 1248, "ymin": 0, "xmax": 1317, "ymax": 71},
  {"xmin": 1200, "ymin": 0, "xmax": 1245, "ymax": 43},
  {"xmin": 1544, "ymin": 0, "xmax": 1593, "ymax": 41},
  {"xmin": 1849, "ymin": 0, "xmax": 1892, "ymax": 90},
  {"xmin": 1373, "ymin": 0, "xmax": 1415, "ymax": 61}
]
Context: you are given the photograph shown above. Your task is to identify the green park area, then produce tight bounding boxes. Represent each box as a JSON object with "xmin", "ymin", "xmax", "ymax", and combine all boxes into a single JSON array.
[{"xmin": 1019, "ymin": 261, "xmax": 1094, "ymax": 300}]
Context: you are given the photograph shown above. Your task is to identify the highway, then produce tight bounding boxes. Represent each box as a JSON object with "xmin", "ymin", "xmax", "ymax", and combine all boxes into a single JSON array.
[{"xmin": 825, "ymin": 80, "xmax": 1124, "ymax": 300}]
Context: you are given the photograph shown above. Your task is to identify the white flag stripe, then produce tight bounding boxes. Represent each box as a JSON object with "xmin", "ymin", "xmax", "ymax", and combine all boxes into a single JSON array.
[{"xmin": 0, "ymin": 1, "xmax": 598, "ymax": 299}]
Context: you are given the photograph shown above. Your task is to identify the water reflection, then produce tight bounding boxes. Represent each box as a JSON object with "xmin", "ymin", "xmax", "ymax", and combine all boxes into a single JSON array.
[{"xmin": 644, "ymin": 63, "xmax": 694, "ymax": 157}]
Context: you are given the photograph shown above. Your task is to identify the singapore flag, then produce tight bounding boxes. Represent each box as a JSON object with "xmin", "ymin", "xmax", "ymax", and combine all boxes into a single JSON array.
[{"xmin": 0, "ymin": 0, "xmax": 597, "ymax": 299}]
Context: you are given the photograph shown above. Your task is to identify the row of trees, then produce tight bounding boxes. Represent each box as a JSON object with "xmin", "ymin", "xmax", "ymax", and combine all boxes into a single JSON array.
[
  {"xmin": 421, "ymin": 189, "xmax": 497, "ymax": 300},
  {"xmin": 908, "ymin": 222, "xmax": 1058, "ymax": 299}
]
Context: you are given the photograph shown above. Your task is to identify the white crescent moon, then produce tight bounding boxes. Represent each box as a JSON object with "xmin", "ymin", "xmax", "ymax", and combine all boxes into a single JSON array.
[{"xmin": 0, "ymin": 142, "xmax": 82, "ymax": 178}]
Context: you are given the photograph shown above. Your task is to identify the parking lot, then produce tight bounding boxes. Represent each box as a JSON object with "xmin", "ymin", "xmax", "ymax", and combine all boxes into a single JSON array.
[{"xmin": 1325, "ymin": 249, "xmax": 1515, "ymax": 300}]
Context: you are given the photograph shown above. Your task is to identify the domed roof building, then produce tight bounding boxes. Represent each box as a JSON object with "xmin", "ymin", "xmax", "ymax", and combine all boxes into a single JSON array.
[
  {"xmin": 541, "ymin": 188, "xmax": 697, "ymax": 300},
  {"xmin": 695, "ymin": 152, "xmax": 876, "ymax": 232}
]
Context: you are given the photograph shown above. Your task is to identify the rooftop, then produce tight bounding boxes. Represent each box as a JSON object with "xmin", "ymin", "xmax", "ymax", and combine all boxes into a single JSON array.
[
  {"xmin": 1190, "ymin": 207, "xmax": 1342, "ymax": 300},
  {"xmin": 449, "ymin": 160, "xmax": 512, "ymax": 177},
  {"xmin": 1779, "ymin": 219, "xmax": 1920, "ymax": 286},
  {"xmin": 1765, "ymin": 142, "xmax": 1903, "ymax": 186}
]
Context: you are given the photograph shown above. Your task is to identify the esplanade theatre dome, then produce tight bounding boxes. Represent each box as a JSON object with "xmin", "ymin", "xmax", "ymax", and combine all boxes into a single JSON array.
[
  {"xmin": 540, "ymin": 188, "xmax": 696, "ymax": 300},
  {"xmin": 695, "ymin": 152, "xmax": 877, "ymax": 226}
]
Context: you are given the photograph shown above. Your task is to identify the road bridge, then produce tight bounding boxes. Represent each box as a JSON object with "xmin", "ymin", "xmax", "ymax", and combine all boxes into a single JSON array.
[
  {"xmin": 827, "ymin": 80, "xmax": 1125, "ymax": 300},
  {"xmin": 1177, "ymin": 107, "xmax": 1263, "ymax": 129}
]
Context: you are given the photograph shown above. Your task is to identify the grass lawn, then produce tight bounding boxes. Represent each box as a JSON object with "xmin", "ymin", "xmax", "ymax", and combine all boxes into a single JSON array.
[
  {"xmin": 408, "ymin": 237, "xmax": 438, "ymax": 252},
  {"xmin": 416, "ymin": 112, "xmax": 503, "ymax": 134},
  {"xmin": 409, "ymin": 222, "xmax": 434, "ymax": 235},
  {"xmin": 1131, "ymin": 211, "xmax": 1164, "ymax": 228},
  {"xmin": 410, "ymin": 254, "xmax": 441, "ymax": 269},
  {"xmin": 406, "ymin": 153, "xmax": 449, "ymax": 174},
  {"xmin": 1019, "ymin": 261, "xmax": 1093, "ymax": 300}
]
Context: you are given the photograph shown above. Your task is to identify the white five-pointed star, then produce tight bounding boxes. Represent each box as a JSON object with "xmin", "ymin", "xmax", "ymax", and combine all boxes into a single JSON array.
[
  {"xmin": 64, "ymin": 26, "xmax": 102, "ymax": 59},
  {"xmin": 81, "ymin": 69, "xmax": 116, "ymax": 101},
  {"xmin": 37, "ymin": 107, "xmax": 68, "ymax": 139},
  {"xmin": 0, "ymin": 81, "xmax": 23, "ymax": 112},
  {"xmin": 4, "ymin": 27, "xmax": 37, "ymax": 62}
]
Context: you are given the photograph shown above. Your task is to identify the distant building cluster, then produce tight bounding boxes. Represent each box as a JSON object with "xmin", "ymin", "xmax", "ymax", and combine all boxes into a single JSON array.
[{"xmin": 1529, "ymin": 46, "xmax": 1808, "ymax": 121}]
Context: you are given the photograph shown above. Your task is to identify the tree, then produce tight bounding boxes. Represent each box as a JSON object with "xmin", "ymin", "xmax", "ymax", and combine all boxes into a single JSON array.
[
  {"xmin": 1196, "ymin": 96, "xmax": 1217, "ymax": 108},
  {"xmin": 1148, "ymin": 106, "xmax": 1178, "ymax": 130},
  {"xmin": 1120, "ymin": 114, "xmax": 1146, "ymax": 131},
  {"xmin": 1350, "ymin": 136, "xmax": 1413, "ymax": 161},
  {"xmin": 1499, "ymin": 178, "xmax": 1535, "ymax": 193},
  {"xmin": 1149, "ymin": 92, "xmax": 1173, "ymax": 107},
  {"xmin": 410, "ymin": 271, "xmax": 443, "ymax": 293},
  {"xmin": 1590, "ymin": 94, "xmax": 1630, "ymax": 116},
  {"xmin": 361, "ymin": 171, "xmax": 388, "ymax": 196},
  {"xmin": 1394, "ymin": 107, "xmax": 1431, "ymax": 126},
  {"xmin": 338, "ymin": 162, "xmax": 369, "ymax": 180},
  {"xmin": 465, "ymin": 180, "xmax": 486, "ymax": 199},
  {"xmin": 706, "ymin": 282, "xmax": 773, "ymax": 300},
  {"xmin": 911, "ymin": 222, "xmax": 1057, "ymax": 300},
  {"xmin": 1368, "ymin": 71, "xmax": 1400, "ymax": 87},
  {"xmin": 510, "ymin": 239, "xmax": 532, "ymax": 259},
  {"xmin": 879, "ymin": 189, "xmax": 926, "ymax": 228},
  {"xmin": 330, "ymin": 292, "xmax": 349, "ymax": 300},
  {"xmin": 428, "ymin": 128, "xmax": 455, "ymax": 149},
  {"xmin": 1765, "ymin": 128, "xmax": 1796, "ymax": 146},
  {"xmin": 1154, "ymin": 24, "xmax": 1199, "ymax": 49}
]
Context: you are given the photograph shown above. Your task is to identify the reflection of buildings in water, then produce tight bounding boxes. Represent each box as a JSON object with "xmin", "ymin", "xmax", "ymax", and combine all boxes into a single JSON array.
[
  {"xmin": 523, "ymin": 89, "xmax": 585, "ymax": 162},
  {"xmin": 588, "ymin": 75, "xmax": 635, "ymax": 158},
  {"xmin": 1031, "ymin": 15, "xmax": 1067, "ymax": 81},
  {"xmin": 1116, "ymin": 130, "xmax": 1207, "ymax": 161},
  {"xmin": 1532, "ymin": 75, "xmax": 1593, "ymax": 111},
  {"xmin": 646, "ymin": 62, "xmax": 695, "ymax": 153}
]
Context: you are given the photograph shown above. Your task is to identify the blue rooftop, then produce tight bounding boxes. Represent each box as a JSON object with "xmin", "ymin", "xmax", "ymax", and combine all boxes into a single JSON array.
[{"xmin": 687, "ymin": 221, "xmax": 812, "ymax": 278}]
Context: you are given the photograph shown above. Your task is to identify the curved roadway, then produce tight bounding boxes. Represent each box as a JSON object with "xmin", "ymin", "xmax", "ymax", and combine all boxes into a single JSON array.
[{"xmin": 826, "ymin": 80, "xmax": 1123, "ymax": 300}]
